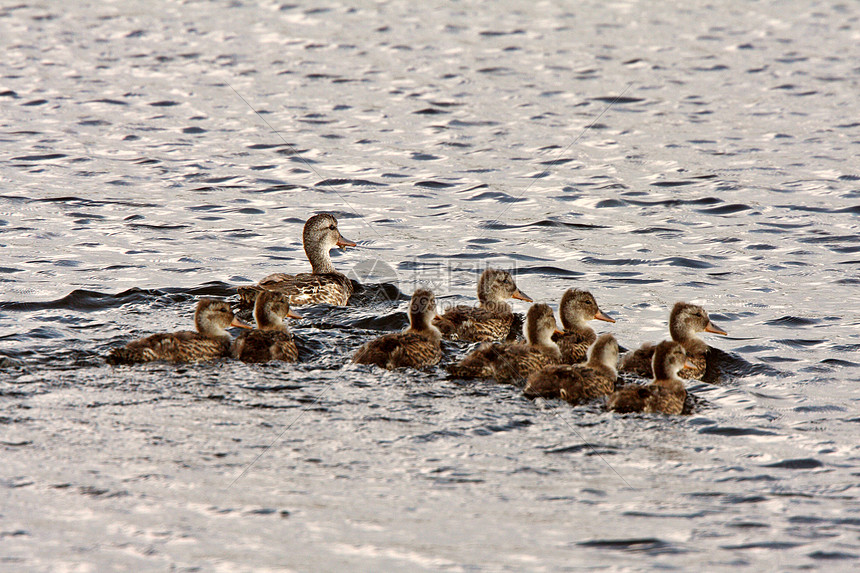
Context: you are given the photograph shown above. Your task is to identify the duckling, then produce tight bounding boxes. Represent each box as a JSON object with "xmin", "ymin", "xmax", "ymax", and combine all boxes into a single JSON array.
[
  {"xmin": 238, "ymin": 213, "xmax": 356, "ymax": 308},
  {"xmin": 448, "ymin": 303, "xmax": 562, "ymax": 384},
  {"xmin": 524, "ymin": 333, "xmax": 619, "ymax": 404},
  {"xmin": 353, "ymin": 288, "xmax": 442, "ymax": 370},
  {"xmin": 106, "ymin": 299, "xmax": 249, "ymax": 364},
  {"xmin": 232, "ymin": 291, "xmax": 302, "ymax": 363},
  {"xmin": 553, "ymin": 288, "xmax": 615, "ymax": 364},
  {"xmin": 433, "ymin": 268, "xmax": 532, "ymax": 342},
  {"xmin": 608, "ymin": 340, "xmax": 690, "ymax": 415},
  {"xmin": 620, "ymin": 302, "xmax": 727, "ymax": 380}
]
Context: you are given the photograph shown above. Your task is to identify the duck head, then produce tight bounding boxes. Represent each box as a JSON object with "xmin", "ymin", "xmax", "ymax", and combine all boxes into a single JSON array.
[
  {"xmin": 195, "ymin": 298, "xmax": 250, "ymax": 337},
  {"xmin": 587, "ymin": 332, "xmax": 619, "ymax": 372},
  {"xmin": 669, "ymin": 302, "xmax": 727, "ymax": 346},
  {"xmin": 524, "ymin": 303, "xmax": 561, "ymax": 348},
  {"xmin": 477, "ymin": 268, "xmax": 532, "ymax": 306},
  {"xmin": 559, "ymin": 288, "xmax": 615, "ymax": 330},
  {"xmin": 651, "ymin": 340, "xmax": 688, "ymax": 381},
  {"xmin": 409, "ymin": 288, "xmax": 441, "ymax": 336},
  {"xmin": 303, "ymin": 213, "xmax": 356, "ymax": 273},
  {"xmin": 254, "ymin": 290, "xmax": 302, "ymax": 331}
]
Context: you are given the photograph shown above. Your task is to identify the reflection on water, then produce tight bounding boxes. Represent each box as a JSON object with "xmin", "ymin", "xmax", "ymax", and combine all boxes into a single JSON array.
[{"xmin": 1, "ymin": 0, "xmax": 859, "ymax": 570}]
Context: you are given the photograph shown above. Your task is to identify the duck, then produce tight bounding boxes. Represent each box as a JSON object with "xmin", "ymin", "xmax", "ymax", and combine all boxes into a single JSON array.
[
  {"xmin": 607, "ymin": 340, "xmax": 691, "ymax": 415},
  {"xmin": 448, "ymin": 303, "xmax": 563, "ymax": 384},
  {"xmin": 353, "ymin": 288, "xmax": 443, "ymax": 370},
  {"xmin": 553, "ymin": 288, "xmax": 615, "ymax": 364},
  {"xmin": 524, "ymin": 333, "xmax": 619, "ymax": 404},
  {"xmin": 106, "ymin": 299, "xmax": 249, "ymax": 364},
  {"xmin": 237, "ymin": 213, "xmax": 356, "ymax": 308},
  {"xmin": 619, "ymin": 302, "xmax": 727, "ymax": 380},
  {"xmin": 232, "ymin": 291, "xmax": 302, "ymax": 363},
  {"xmin": 433, "ymin": 268, "xmax": 532, "ymax": 342}
]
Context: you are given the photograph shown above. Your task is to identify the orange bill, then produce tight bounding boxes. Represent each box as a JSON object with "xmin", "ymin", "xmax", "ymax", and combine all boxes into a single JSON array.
[
  {"xmin": 231, "ymin": 316, "xmax": 253, "ymax": 329},
  {"xmin": 554, "ymin": 328, "xmax": 565, "ymax": 336},
  {"xmin": 511, "ymin": 289, "xmax": 533, "ymax": 302},
  {"xmin": 682, "ymin": 359, "xmax": 696, "ymax": 370},
  {"xmin": 336, "ymin": 234, "xmax": 357, "ymax": 249},
  {"xmin": 287, "ymin": 311, "xmax": 303, "ymax": 320},
  {"xmin": 704, "ymin": 321, "xmax": 727, "ymax": 335},
  {"xmin": 594, "ymin": 309, "xmax": 616, "ymax": 323}
]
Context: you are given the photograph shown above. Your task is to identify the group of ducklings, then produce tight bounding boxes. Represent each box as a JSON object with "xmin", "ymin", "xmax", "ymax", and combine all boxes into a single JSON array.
[{"xmin": 107, "ymin": 213, "xmax": 728, "ymax": 415}]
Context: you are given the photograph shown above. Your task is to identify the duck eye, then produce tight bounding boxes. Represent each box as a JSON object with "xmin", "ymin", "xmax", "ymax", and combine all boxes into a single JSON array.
[{"xmin": 329, "ymin": 224, "xmax": 336, "ymax": 230}]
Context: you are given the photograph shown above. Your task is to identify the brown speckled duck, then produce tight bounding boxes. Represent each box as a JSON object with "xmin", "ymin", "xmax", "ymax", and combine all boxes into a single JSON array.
[
  {"xmin": 608, "ymin": 340, "xmax": 691, "ymax": 415},
  {"xmin": 232, "ymin": 291, "xmax": 302, "ymax": 363},
  {"xmin": 353, "ymin": 288, "xmax": 442, "ymax": 370},
  {"xmin": 524, "ymin": 333, "xmax": 619, "ymax": 404},
  {"xmin": 238, "ymin": 213, "xmax": 356, "ymax": 308},
  {"xmin": 433, "ymin": 268, "xmax": 532, "ymax": 342},
  {"xmin": 620, "ymin": 302, "xmax": 726, "ymax": 380},
  {"xmin": 106, "ymin": 299, "xmax": 249, "ymax": 364},
  {"xmin": 553, "ymin": 288, "xmax": 615, "ymax": 364},
  {"xmin": 448, "ymin": 303, "xmax": 562, "ymax": 384}
]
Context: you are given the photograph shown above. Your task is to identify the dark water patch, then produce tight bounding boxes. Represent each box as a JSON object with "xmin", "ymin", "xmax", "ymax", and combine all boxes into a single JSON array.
[
  {"xmin": 22, "ymin": 99, "xmax": 48, "ymax": 106},
  {"xmin": 149, "ymin": 100, "xmax": 180, "ymax": 107},
  {"xmin": 819, "ymin": 358, "xmax": 857, "ymax": 367},
  {"xmin": 514, "ymin": 266, "xmax": 584, "ymax": 277},
  {"xmin": 415, "ymin": 180, "xmax": 456, "ymax": 189},
  {"xmin": 544, "ymin": 443, "xmax": 618, "ymax": 456},
  {"xmin": 595, "ymin": 199, "xmax": 627, "ymax": 208},
  {"xmin": 315, "ymin": 178, "xmax": 384, "ymax": 187},
  {"xmin": 624, "ymin": 196, "xmax": 721, "ymax": 207},
  {"xmin": 481, "ymin": 219, "xmax": 605, "ymax": 231},
  {"xmin": 11, "ymin": 153, "xmax": 67, "ymax": 161},
  {"xmin": 775, "ymin": 338, "xmax": 826, "ymax": 349},
  {"xmin": 414, "ymin": 107, "xmax": 449, "ymax": 115},
  {"xmin": 659, "ymin": 256, "xmax": 714, "ymax": 269},
  {"xmin": 809, "ymin": 551, "xmax": 859, "ymax": 560},
  {"xmin": 472, "ymin": 418, "xmax": 532, "ymax": 436},
  {"xmin": 651, "ymin": 180, "xmax": 698, "ymax": 188},
  {"xmin": 465, "ymin": 191, "xmax": 525, "ymax": 202},
  {"xmin": 698, "ymin": 426, "xmax": 778, "ymax": 436},
  {"xmin": 577, "ymin": 538, "xmax": 673, "ymax": 553},
  {"xmin": 722, "ymin": 542, "xmax": 804, "ymax": 550},
  {"xmin": 765, "ymin": 315, "xmax": 819, "ymax": 327},
  {"xmin": 763, "ymin": 458, "xmax": 824, "ymax": 470},
  {"xmin": 581, "ymin": 256, "xmax": 644, "ymax": 266},
  {"xmin": 696, "ymin": 203, "xmax": 752, "ymax": 215},
  {"xmin": 591, "ymin": 96, "xmax": 645, "ymax": 104}
]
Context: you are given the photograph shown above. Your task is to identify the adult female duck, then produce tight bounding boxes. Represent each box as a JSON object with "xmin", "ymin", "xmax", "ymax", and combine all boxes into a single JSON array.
[
  {"xmin": 106, "ymin": 299, "xmax": 249, "ymax": 364},
  {"xmin": 433, "ymin": 268, "xmax": 532, "ymax": 342},
  {"xmin": 238, "ymin": 213, "xmax": 356, "ymax": 307}
]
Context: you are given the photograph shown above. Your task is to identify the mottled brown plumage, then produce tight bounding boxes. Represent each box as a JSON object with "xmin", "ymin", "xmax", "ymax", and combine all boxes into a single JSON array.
[
  {"xmin": 233, "ymin": 291, "xmax": 301, "ymax": 363},
  {"xmin": 524, "ymin": 333, "xmax": 619, "ymax": 404},
  {"xmin": 448, "ymin": 303, "xmax": 562, "ymax": 385},
  {"xmin": 353, "ymin": 289, "xmax": 442, "ymax": 370},
  {"xmin": 552, "ymin": 288, "xmax": 615, "ymax": 364},
  {"xmin": 433, "ymin": 268, "xmax": 532, "ymax": 342},
  {"xmin": 106, "ymin": 299, "xmax": 248, "ymax": 365},
  {"xmin": 608, "ymin": 340, "xmax": 689, "ymax": 415},
  {"xmin": 237, "ymin": 213, "xmax": 356, "ymax": 307},
  {"xmin": 620, "ymin": 302, "xmax": 727, "ymax": 380}
]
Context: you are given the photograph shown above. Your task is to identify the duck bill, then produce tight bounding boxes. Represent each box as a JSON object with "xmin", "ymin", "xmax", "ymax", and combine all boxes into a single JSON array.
[
  {"xmin": 704, "ymin": 321, "xmax": 727, "ymax": 335},
  {"xmin": 553, "ymin": 329, "xmax": 565, "ymax": 336},
  {"xmin": 231, "ymin": 316, "xmax": 253, "ymax": 329},
  {"xmin": 511, "ymin": 289, "xmax": 533, "ymax": 302},
  {"xmin": 682, "ymin": 359, "xmax": 696, "ymax": 370},
  {"xmin": 594, "ymin": 309, "xmax": 616, "ymax": 323},
  {"xmin": 287, "ymin": 311, "xmax": 303, "ymax": 320},
  {"xmin": 336, "ymin": 234, "xmax": 357, "ymax": 249}
]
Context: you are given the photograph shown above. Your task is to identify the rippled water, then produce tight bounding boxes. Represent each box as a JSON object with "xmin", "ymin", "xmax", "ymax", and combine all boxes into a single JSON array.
[{"xmin": 2, "ymin": 1, "xmax": 859, "ymax": 570}]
